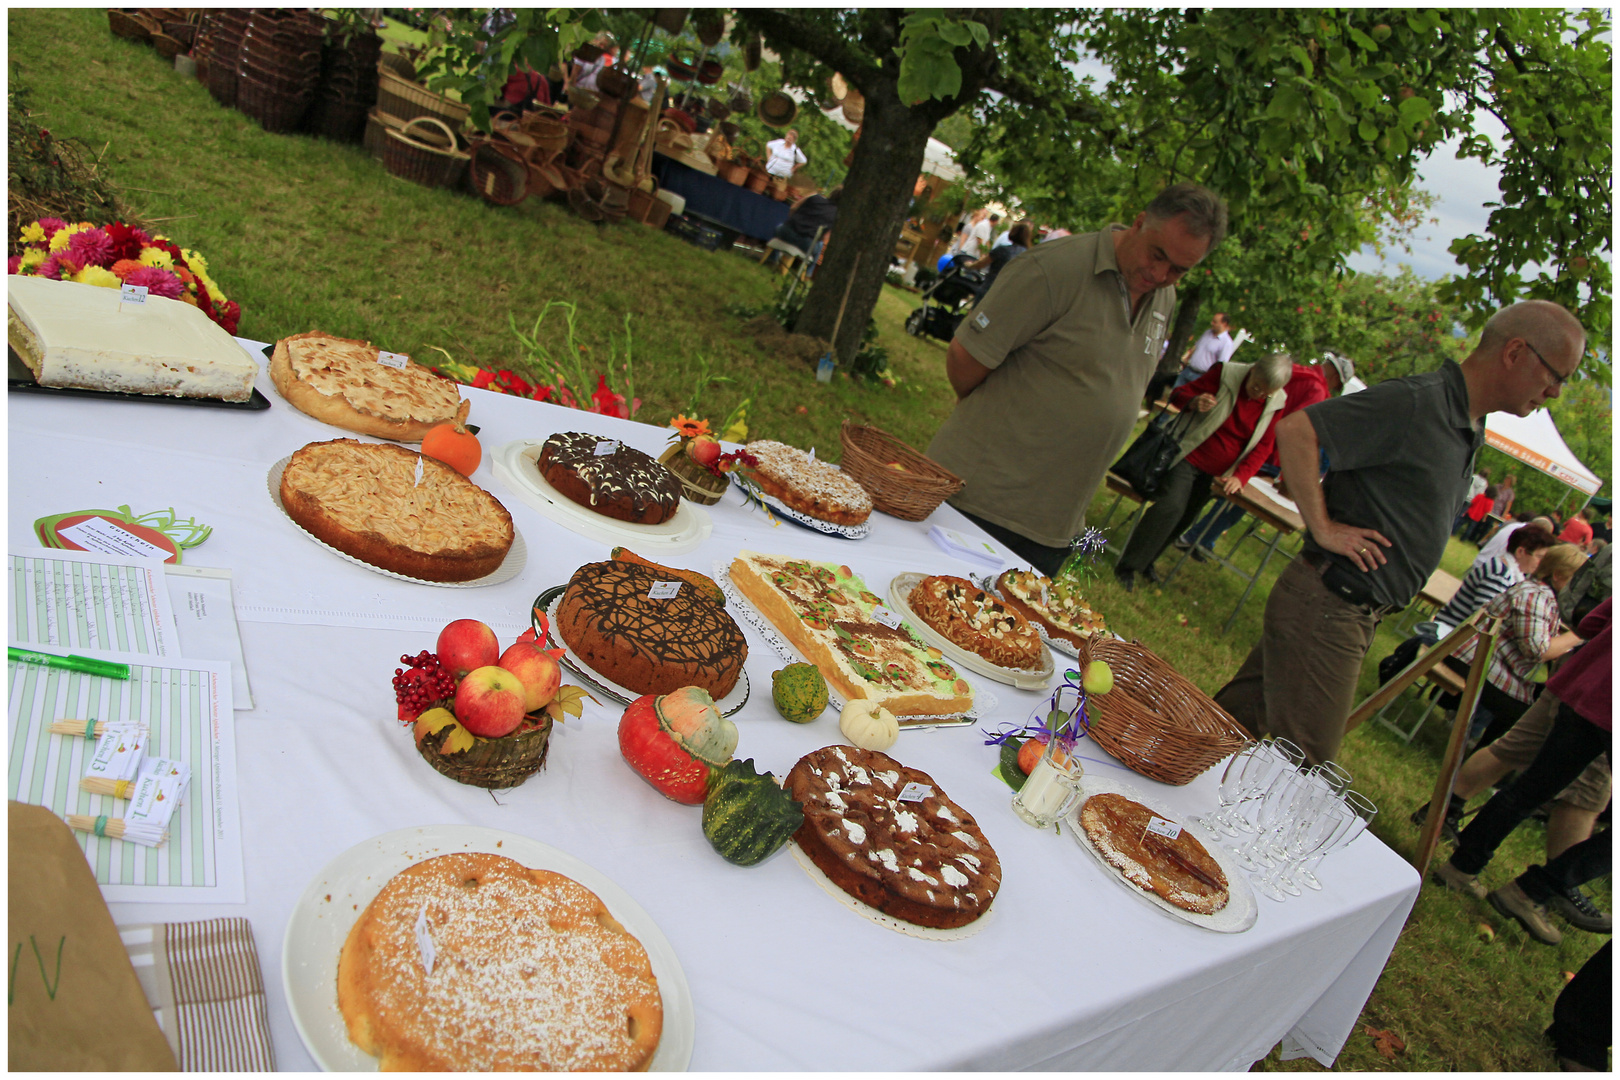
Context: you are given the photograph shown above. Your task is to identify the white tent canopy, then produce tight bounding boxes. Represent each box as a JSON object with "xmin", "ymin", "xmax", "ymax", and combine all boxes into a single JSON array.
[
  {"xmin": 1484, "ymin": 408, "xmax": 1603, "ymax": 496},
  {"xmin": 815, "ymin": 102, "xmax": 965, "ymax": 181}
]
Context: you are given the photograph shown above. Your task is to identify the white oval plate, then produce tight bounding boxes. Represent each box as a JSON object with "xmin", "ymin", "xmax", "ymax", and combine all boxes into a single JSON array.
[
  {"xmin": 886, "ymin": 572, "xmax": 1057, "ymax": 690},
  {"xmin": 268, "ymin": 456, "xmax": 526, "ymax": 588},
  {"xmin": 1065, "ymin": 774, "xmax": 1258, "ymax": 933},
  {"xmin": 493, "ymin": 439, "xmax": 712, "ymax": 554},
  {"xmin": 282, "ymin": 824, "xmax": 696, "ymax": 1071}
]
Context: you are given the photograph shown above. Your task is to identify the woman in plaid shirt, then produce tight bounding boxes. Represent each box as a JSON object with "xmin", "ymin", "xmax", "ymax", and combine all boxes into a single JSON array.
[{"xmin": 1445, "ymin": 544, "xmax": 1590, "ymax": 747}]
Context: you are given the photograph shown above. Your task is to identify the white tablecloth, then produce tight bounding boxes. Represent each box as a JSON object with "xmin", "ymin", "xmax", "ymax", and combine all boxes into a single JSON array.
[{"xmin": 8, "ymin": 339, "xmax": 1419, "ymax": 1070}]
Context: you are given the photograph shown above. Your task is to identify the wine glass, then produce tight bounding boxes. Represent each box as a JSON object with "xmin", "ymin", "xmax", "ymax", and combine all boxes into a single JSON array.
[
  {"xmin": 1232, "ymin": 767, "xmax": 1308, "ymax": 872},
  {"xmin": 1196, "ymin": 742, "xmax": 1260, "ymax": 837},
  {"xmin": 1254, "ymin": 799, "xmax": 1351, "ymax": 901},
  {"xmin": 1294, "ymin": 790, "xmax": 1377, "ymax": 890},
  {"xmin": 1312, "ymin": 760, "xmax": 1353, "ymax": 795},
  {"xmin": 1223, "ymin": 739, "xmax": 1305, "ymax": 839}
]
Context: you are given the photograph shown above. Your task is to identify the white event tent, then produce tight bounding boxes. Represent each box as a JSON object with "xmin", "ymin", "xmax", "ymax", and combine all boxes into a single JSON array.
[{"xmin": 1484, "ymin": 407, "xmax": 1603, "ymax": 497}]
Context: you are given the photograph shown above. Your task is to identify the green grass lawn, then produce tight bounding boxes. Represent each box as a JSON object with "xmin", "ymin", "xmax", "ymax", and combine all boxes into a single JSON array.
[{"xmin": 10, "ymin": 9, "xmax": 1609, "ymax": 1070}]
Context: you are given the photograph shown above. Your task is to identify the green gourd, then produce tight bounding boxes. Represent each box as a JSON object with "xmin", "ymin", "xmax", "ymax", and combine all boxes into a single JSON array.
[
  {"xmin": 702, "ymin": 758, "xmax": 804, "ymax": 866},
  {"xmin": 771, "ymin": 663, "xmax": 829, "ymax": 723}
]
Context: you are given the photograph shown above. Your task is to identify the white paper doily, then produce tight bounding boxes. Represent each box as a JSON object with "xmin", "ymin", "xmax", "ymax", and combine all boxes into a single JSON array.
[
  {"xmin": 786, "ymin": 840, "xmax": 993, "ymax": 941},
  {"xmin": 887, "ymin": 572, "xmax": 1056, "ymax": 690},
  {"xmin": 1065, "ymin": 773, "xmax": 1258, "ymax": 934},
  {"xmin": 734, "ymin": 476, "xmax": 872, "ymax": 540},
  {"xmin": 268, "ymin": 456, "xmax": 526, "ymax": 588},
  {"xmin": 492, "ymin": 438, "xmax": 713, "ymax": 554},
  {"xmin": 536, "ymin": 587, "xmax": 751, "ymax": 718},
  {"xmin": 712, "ymin": 558, "xmax": 995, "ymax": 728}
]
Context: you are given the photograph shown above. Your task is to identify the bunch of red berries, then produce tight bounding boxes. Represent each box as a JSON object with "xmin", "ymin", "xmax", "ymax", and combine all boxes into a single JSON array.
[{"xmin": 392, "ymin": 651, "xmax": 457, "ymax": 723}]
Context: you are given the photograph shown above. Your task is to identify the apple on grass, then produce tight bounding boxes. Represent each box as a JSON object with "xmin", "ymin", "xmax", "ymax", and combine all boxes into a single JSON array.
[
  {"xmin": 438, "ymin": 619, "xmax": 498, "ymax": 678},
  {"xmin": 455, "ymin": 665, "xmax": 528, "ymax": 738},
  {"xmin": 498, "ymin": 635, "xmax": 562, "ymax": 712}
]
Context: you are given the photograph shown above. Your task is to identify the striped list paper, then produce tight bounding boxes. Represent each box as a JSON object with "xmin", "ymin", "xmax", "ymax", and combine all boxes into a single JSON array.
[{"xmin": 9, "ymin": 548, "xmax": 177, "ymax": 656}]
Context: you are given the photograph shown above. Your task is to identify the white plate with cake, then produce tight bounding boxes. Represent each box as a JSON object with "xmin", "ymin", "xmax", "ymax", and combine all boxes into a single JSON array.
[
  {"xmin": 886, "ymin": 572, "xmax": 1057, "ymax": 690},
  {"xmin": 283, "ymin": 825, "xmax": 695, "ymax": 1071},
  {"xmin": 537, "ymin": 575, "xmax": 751, "ymax": 718},
  {"xmin": 493, "ymin": 438, "xmax": 712, "ymax": 554},
  {"xmin": 735, "ymin": 440, "xmax": 873, "ymax": 540},
  {"xmin": 982, "ymin": 569, "xmax": 1109, "ymax": 659},
  {"xmin": 1066, "ymin": 774, "xmax": 1257, "ymax": 933},
  {"xmin": 268, "ymin": 448, "xmax": 526, "ymax": 588}
]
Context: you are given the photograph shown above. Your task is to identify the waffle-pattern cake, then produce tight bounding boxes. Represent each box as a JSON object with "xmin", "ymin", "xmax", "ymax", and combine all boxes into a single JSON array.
[
  {"xmin": 729, "ymin": 551, "xmax": 974, "ymax": 717},
  {"xmin": 1079, "ymin": 792, "xmax": 1229, "ymax": 915},
  {"xmin": 996, "ymin": 569, "xmax": 1108, "ymax": 649},
  {"xmin": 785, "ymin": 745, "xmax": 1000, "ymax": 929},
  {"xmin": 907, "ymin": 574, "xmax": 1044, "ymax": 670},
  {"xmin": 538, "ymin": 432, "xmax": 682, "ymax": 525},
  {"xmin": 279, "ymin": 439, "xmax": 513, "ymax": 581},
  {"xmin": 271, "ymin": 331, "xmax": 463, "ymax": 441},
  {"xmin": 744, "ymin": 440, "xmax": 872, "ymax": 526},
  {"xmin": 558, "ymin": 560, "xmax": 746, "ymax": 698},
  {"xmin": 337, "ymin": 852, "xmax": 663, "ymax": 1071}
]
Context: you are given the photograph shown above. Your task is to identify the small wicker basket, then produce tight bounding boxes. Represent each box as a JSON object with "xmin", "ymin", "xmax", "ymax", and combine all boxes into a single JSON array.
[
  {"xmin": 108, "ymin": 10, "xmax": 160, "ymax": 42},
  {"xmin": 384, "ymin": 116, "xmax": 469, "ymax": 189},
  {"xmin": 658, "ymin": 442, "xmax": 728, "ymax": 504},
  {"xmin": 417, "ymin": 714, "xmax": 552, "ymax": 789},
  {"xmin": 467, "ymin": 140, "xmax": 529, "ymax": 205},
  {"xmin": 1082, "ymin": 638, "xmax": 1254, "ymax": 785},
  {"xmin": 838, "ymin": 421, "xmax": 963, "ymax": 521}
]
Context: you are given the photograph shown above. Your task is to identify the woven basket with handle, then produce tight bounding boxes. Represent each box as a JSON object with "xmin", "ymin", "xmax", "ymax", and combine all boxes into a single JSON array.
[
  {"xmin": 383, "ymin": 115, "xmax": 469, "ymax": 188},
  {"xmin": 1081, "ymin": 638, "xmax": 1254, "ymax": 785},
  {"xmin": 376, "ymin": 67, "xmax": 470, "ymax": 127},
  {"xmin": 657, "ymin": 442, "xmax": 728, "ymax": 504},
  {"xmin": 417, "ymin": 714, "xmax": 552, "ymax": 789},
  {"xmin": 838, "ymin": 421, "xmax": 963, "ymax": 521}
]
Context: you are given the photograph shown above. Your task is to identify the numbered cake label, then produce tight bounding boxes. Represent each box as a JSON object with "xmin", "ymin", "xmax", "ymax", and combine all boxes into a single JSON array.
[
  {"xmin": 1144, "ymin": 816, "xmax": 1182, "ymax": 841},
  {"xmin": 870, "ymin": 605, "xmax": 904, "ymax": 629},
  {"xmin": 594, "ymin": 440, "xmax": 619, "ymax": 456},
  {"xmin": 898, "ymin": 782, "xmax": 934, "ymax": 803},
  {"xmin": 646, "ymin": 580, "xmax": 682, "ymax": 600},
  {"xmin": 413, "ymin": 907, "xmax": 436, "ymax": 975},
  {"xmin": 119, "ymin": 284, "xmax": 148, "ymax": 305},
  {"xmin": 376, "ymin": 350, "xmax": 410, "ymax": 369}
]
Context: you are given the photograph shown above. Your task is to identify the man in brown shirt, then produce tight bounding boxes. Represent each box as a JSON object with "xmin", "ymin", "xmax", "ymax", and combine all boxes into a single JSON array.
[{"xmin": 927, "ymin": 183, "xmax": 1229, "ymax": 574}]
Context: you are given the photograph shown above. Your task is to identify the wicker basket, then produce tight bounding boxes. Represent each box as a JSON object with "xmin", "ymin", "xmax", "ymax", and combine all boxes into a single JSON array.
[
  {"xmin": 838, "ymin": 421, "xmax": 963, "ymax": 521},
  {"xmin": 152, "ymin": 31, "xmax": 184, "ymax": 59},
  {"xmin": 236, "ymin": 73, "xmax": 312, "ymax": 134},
  {"xmin": 108, "ymin": 9, "xmax": 160, "ymax": 42},
  {"xmin": 718, "ymin": 161, "xmax": 748, "ymax": 186},
  {"xmin": 744, "ymin": 168, "xmax": 769, "ymax": 193},
  {"xmin": 377, "ymin": 50, "xmax": 414, "ymax": 81},
  {"xmin": 377, "ymin": 66, "xmax": 470, "ymax": 127},
  {"xmin": 628, "ymin": 186, "xmax": 672, "ymax": 229},
  {"xmin": 658, "ymin": 442, "xmax": 727, "ymax": 504},
  {"xmin": 363, "ymin": 107, "xmax": 407, "ymax": 159},
  {"xmin": 467, "ymin": 140, "xmax": 529, "ymax": 206},
  {"xmin": 1082, "ymin": 638, "xmax": 1254, "ymax": 786},
  {"xmin": 306, "ymin": 95, "xmax": 369, "ymax": 143},
  {"xmin": 383, "ymin": 116, "xmax": 469, "ymax": 188},
  {"xmin": 417, "ymin": 714, "xmax": 552, "ymax": 789}
]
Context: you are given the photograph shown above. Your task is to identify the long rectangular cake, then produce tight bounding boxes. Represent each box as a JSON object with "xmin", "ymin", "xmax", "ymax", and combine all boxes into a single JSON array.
[
  {"xmin": 8, "ymin": 277, "xmax": 258, "ymax": 402},
  {"xmin": 729, "ymin": 550, "xmax": 975, "ymax": 717}
]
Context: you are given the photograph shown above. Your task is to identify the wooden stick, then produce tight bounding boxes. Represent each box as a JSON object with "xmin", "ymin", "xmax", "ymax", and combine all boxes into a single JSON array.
[
  {"xmin": 65, "ymin": 814, "xmax": 128, "ymax": 839},
  {"xmin": 49, "ymin": 719, "xmax": 101, "ymax": 737},
  {"xmin": 79, "ymin": 777, "xmax": 136, "ymax": 799},
  {"xmin": 1412, "ymin": 614, "xmax": 1501, "ymax": 878}
]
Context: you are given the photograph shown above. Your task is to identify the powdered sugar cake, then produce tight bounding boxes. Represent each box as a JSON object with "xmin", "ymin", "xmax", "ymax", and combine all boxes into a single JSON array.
[
  {"xmin": 785, "ymin": 745, "xmax": 1000, "ymax": 929},
  {"xmin": 744, "ymin": 440, "xmax": 872, "ymax": 526},
  {"xmin": 337, "ymin": 851, "xmax": 662, "ymax": 1071},
  {"xmin": 1079, "ymin": 792, "xmax": 1228, "ymax": 915}
]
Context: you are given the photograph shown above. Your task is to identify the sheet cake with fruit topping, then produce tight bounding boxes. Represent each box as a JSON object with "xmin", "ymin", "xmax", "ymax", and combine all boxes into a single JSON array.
[
  {"xmin": 728, "ymin": 551, "xmax": 974, "ymax": 717},
  {"xmin": 785, "ymin": 745, "xmax": 999, "ymax": 929},
  {"xmin": 271, "ymin": 330, "xmax": 462, "ymax": 441}
]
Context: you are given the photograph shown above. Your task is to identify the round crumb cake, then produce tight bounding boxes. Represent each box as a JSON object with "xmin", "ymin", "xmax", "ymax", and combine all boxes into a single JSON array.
[{"xmin": 744, "ymin": 440, "xmax": 873, "ymax": 526}]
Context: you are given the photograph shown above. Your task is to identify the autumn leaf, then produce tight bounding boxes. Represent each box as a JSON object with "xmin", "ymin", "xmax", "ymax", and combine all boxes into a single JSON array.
[
  {"xmin": 415, "ymin": 707, "xmax": 476, "ymax": 754},
  {"xmin": 542, "ymin": 683, "xmax": 598, "ymax": 723},
  {"xmin": 1363, "ymin": 1026, "xmax": 1405, "ymax": 1059}
]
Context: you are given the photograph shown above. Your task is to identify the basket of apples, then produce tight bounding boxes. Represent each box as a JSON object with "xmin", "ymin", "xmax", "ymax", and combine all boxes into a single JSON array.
[{"xmin": 393, "ymin": 611, "xmax": 591, "ymax": 789}]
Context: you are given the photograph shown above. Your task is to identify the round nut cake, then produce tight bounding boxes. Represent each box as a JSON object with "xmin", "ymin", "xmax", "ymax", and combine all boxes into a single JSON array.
[
  {"xmin": 907, "ymin": 574, "xmax": 1044, "ymax": 670},
  {"xmin": 338, "ymin": 852, "xmax": 663, "ymax": 1071},
  {"xmin": 270, "ymin": 331, "xmax": 463, "ymax": 441},
  {"xmin": 785, "ymin": 745, "xmax": 1000, "ymax": 928},
  {"xmin": 279, "ymin": 438, "xmax": 513, "ymax": 582},
  {"xmin": 537, "ymin": 432, "xmax": 681, "ymax": 525}
]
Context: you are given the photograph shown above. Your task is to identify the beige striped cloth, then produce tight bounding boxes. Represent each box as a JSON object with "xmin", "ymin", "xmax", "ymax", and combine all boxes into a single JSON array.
[{"xmin": 120, "ymin": 917, "xmax": 275, "ymax": 1071}]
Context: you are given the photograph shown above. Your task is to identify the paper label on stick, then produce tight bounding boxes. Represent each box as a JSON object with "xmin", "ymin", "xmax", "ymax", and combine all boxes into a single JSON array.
[
  {"xmin": 870, "ymin": 605, "xmax": 903, "ymax": 629},
  {"xmin": 898, "ymin": 782, "xmax": 934, "ymax": 803},
  {"xmin": 414, "ymin": 907, "xmax": 436, "ymax": 975},
  {"xmin": 1145, "ymin": 816, "xmax": 1182, "ymax": 841},
  {"xmin": 126, "ymin": 757, "xmax": 189, "ymax": 832},
  {"xmin": 59, "ymin": 517, "xmax": 172, "ymax": 562},
  {"xmin": 594, "ymin": 440, "xmax": 619, "ymax": 457},
  {"xmin": 647, "ymin": 580, "xmax": 682, "ymax": 600},
  {"xmin": 376, "ymin": 351, "xmax": 410, "ymax": 369},
  {"xmin": 120, "ymin": 284, "xmax": 148, "ymax": 305},
  {"xmin": 85, "ymin": 723, "xmax": 147, "ymax": 782}
]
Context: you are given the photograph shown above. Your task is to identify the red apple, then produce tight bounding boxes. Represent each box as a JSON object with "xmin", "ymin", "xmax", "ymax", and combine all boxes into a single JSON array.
[
  {"xmin": 688, "ymin": 435, "xmax": 722, "ymax": 469},
  {"xmin": 454, "ymin": 665, "xmax": 527, "ymax": 738},
  {"xmin": 498, "ymin": 636, "xmax": 562, "ymax": 712},
  {"xmin": 437, "ymin": 619, "xmax": 498, "ymax": 678}
]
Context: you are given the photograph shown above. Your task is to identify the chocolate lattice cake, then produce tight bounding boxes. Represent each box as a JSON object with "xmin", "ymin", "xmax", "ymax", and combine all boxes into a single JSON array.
[
  {"xmin": 785, "ymin": 745, "xmax": 1000, "ymax": 929},
  {"xmin": 558, "ymin": 560, "xmax": 746, "ymax": 698},
  {"xmin": 538, "ymin": 432, "xmax": 681, "ymax": 524}
]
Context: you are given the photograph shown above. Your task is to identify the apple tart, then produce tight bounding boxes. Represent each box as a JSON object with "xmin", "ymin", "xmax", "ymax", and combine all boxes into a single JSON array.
[
  {"xmin": 279, "ymin": 439, "xmax": 514, "ymax": 582},
  {"xmin": 270, "ymin": 330, "xmax": 463, "ymax": 441}
]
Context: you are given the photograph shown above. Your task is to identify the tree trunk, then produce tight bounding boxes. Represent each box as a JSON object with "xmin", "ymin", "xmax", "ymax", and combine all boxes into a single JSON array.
[
  {"xmin": 1160, "ymin": 282, "xmax": 1205, "ymax": 378},
  {"xmin": 794, "ymin": 80, "xmax": 935, "ymax": 365}
]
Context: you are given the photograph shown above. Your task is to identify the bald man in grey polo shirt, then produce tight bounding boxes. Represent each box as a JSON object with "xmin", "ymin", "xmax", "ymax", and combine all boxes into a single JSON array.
[
  {"xmin": 1215, "ymin": 300, "xmax": 1589, "ymax": 766},
  {"xmin": 927, "ymin": 183, "xmax": 1229, "ymax": 574}
]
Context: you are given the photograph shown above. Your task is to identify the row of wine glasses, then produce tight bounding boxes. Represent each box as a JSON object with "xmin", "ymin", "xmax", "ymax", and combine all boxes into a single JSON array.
[{"xmin": 1195, "ymin": 740, "xmax": 1378, "ymax": 902}]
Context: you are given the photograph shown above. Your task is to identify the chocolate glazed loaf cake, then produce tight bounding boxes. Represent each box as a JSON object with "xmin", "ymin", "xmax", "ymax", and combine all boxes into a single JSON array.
[
  {"xmin": 558, "ymin": 560, "xmax": 747, "ymax": 698},
  {"xmin": 538, "ymin": 432, "xmax": 681, "ymax": 524}
]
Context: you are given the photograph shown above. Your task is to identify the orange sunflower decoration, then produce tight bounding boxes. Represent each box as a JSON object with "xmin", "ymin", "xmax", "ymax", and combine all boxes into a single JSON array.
[{"xmin": 669, "ymin": 415, "xmax": 710, "ymax": 440}]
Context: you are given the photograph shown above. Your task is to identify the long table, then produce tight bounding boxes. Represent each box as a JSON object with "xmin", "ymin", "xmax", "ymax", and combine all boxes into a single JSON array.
[
  {"xmin": 8, "ymin": 341, "xmax": 1419, "ymax": 1070},
  {"xmin": 652, "ymin": 152, "xmax": 790, "ymax": 241}
]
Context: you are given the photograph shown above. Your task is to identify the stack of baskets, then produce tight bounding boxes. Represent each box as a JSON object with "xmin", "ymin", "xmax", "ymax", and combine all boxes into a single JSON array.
[
  {"xmin": 235, "ymin": 8, "xmax": 324, "ymax": 133},
  {"xmin": 307, "ymin": 25, "xmax": 380, "ymax": 143},
  {"xmin": 196, "ymin": 9, "xmax": 250, "ymax": 106},
  {"xmin": 365, "ymin": 51, "xmax": 472, "ymax": 191},
  {"xmin": 838, "ymin": 421, "xmax": 964, "ymax": 521}
]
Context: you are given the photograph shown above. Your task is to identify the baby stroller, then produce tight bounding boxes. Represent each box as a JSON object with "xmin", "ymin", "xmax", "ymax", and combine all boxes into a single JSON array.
[{"xmin": 904, "ymin": 254, "xmax": 987, "ymax": 342}]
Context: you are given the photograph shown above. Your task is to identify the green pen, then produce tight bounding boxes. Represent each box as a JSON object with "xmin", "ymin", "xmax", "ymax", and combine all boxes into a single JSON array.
[{"xmin": 7, "ymin": 647, "xmax": 131, "ymax": 680}]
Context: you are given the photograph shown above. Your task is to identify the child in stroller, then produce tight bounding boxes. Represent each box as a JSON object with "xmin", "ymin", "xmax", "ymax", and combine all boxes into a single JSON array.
[{"xmin": 904, "ymin": 253, "xmax": 988, "ymax": 342}]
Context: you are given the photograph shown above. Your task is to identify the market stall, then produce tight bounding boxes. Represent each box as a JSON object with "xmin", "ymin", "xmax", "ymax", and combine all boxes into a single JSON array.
[
  {"xmin": 8, "ymin": 337, "xmax": 1420, "ymax": 1071},
  {"xmin": 652, "ymin": 151, "xmax": 791, "ymax": 242}
]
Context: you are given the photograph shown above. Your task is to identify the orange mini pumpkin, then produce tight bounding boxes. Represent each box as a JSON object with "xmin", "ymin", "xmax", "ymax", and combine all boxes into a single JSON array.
[{"xmin": 420, "ymin": 400, "xmax": 481, "ymax": 475}]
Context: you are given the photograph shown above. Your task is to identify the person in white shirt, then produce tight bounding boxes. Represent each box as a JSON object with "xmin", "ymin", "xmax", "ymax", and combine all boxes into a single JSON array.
[
  {"xmin": 959, "ymin": 208, "xmax": 993, "ymax": 259},
  {"xmin": 764, "ymin": 131, "xmax": 808, "ymax": 178},
  {"xmin": 567, "ymin": 36, "xmax": 616, "ymax": 96},
  {"xmin": 1173, "ymin": 312, "xmax": 1236, "ymax": 388}
]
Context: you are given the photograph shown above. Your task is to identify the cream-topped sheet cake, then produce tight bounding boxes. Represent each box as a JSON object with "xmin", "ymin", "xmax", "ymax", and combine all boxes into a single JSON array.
[{"xmin": 8, "ymin": 276, "xmax": 258, "ymax": 401}]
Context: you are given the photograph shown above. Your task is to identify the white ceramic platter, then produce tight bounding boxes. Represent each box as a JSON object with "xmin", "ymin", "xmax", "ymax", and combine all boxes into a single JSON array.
[{"xmin": 886, "ymin": 572, "xmax": 1057, "ymax": 690}]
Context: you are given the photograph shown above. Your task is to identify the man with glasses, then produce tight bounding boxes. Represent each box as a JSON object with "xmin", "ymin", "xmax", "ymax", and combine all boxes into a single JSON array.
[{"xmin": 1215, "ymin": 300, "xmax": 1586, "ymax": 766}]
